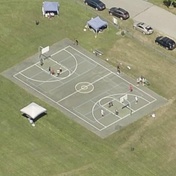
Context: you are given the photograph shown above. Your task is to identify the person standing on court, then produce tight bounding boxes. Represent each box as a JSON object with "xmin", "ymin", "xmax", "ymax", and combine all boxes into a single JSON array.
[
  {"xmin": 51, "ymin": 68, "xmax": 55, "ymax": 75},
  {"xmin": 135, "ymin": 96, "xmax": 138, "ymax": 104},
  {"xmin": 101, "ymin": 109, "xmax": 104, "ymax": 117},
  {"xmin": 129, "ymin": 84, "xmax": 133, "ymax": 92},
  {"xmin": 115, "ymin": 110, "xmax": 119, "ymax": 115},
  {"xmin": 59, "ymin": 67, "xmax": 62, "ymax": 73},
  {"xmin": 136, "ymin": 78, "xmax": 140, "ymax": 86},
  {"xmin": 40, "ymin": 58, "xmax": 44, "ymax": 66},
  {"xmin": 117, "ymin": 64, "xmax": 121, "ymax": 74},
  {"xmin": 75, "ymin": 39, "xmax": 78, "ymax": 45},
  {"xmin": 57, "ymin": 69, "xmax": 60, "ymax": 77},
  {"xmin": 108, "ymin": 101, "xmax": 113, "ymax": 108}
]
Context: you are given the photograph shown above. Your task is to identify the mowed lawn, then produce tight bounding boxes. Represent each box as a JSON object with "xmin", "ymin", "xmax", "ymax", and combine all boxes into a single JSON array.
[{"xmin": 1, "ymin": 0, "xmax": 176, "ymax": 176}]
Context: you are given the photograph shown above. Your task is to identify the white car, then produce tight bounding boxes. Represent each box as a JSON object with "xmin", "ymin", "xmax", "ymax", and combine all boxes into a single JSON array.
[{"xmin": 133, "ymin": 22, "xmax": 153, "ymax": 35}]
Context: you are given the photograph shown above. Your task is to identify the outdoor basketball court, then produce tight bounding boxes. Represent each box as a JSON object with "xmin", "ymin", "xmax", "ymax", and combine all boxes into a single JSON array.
[{"xmin": 3, "ymin": 39, "xmax": 167, "ymax": 138}]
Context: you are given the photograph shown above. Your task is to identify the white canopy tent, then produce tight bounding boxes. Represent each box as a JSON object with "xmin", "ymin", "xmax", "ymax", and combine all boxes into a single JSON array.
[{"xmin": 20, "ymin": 102, "xmax": 47, "ymax": 120}]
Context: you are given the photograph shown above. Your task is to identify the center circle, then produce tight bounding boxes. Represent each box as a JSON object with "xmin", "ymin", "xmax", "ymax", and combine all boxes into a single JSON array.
[
  {"xmin": 81, "ymin": 85, "xmax": 88, "ymax": 90},
  {"xmin": 75, "ymin": 82, "xmax": 94, "ymax": 94}
]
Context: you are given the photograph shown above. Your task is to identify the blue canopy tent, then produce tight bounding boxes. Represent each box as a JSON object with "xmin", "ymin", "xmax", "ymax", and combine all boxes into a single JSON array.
[
  {"xmin": 87, "ymin": 16, "xmax": 108, "ymax": 33},
  {"xmin": 42, "ymin": 1, "xmax": 59, "ymax": 16}
]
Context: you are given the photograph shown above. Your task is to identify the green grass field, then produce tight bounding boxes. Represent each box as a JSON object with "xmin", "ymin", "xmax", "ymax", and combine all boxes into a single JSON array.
[
  {"xmin": 1, "ymin": 0, "xmax": 176, "ymax": 175},
  {"xmin": 149, "ymin": 0, "xmax": 176, "ymax": 14}
]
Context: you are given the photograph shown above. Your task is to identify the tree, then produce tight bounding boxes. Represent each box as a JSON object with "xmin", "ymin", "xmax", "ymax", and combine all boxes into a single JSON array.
[
  {"xmin": 172, "ymin": 1, "xmax": 176, "ymax": 7},
  {"xmin": 163, "ymin": 0, "xmax": 176, "ymax": 7},
  {"xmin": 163, "ymin": 0, "xmax": 172, "ymax": 7}
]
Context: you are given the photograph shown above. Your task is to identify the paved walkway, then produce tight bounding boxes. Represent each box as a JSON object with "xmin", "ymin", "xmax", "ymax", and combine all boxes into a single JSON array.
[{"xmin": 103, "ymin": 0, "xmax": 176, "ymax": 40}]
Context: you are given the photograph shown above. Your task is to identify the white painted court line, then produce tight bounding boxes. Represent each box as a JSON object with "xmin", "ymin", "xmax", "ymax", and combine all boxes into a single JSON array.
[
  {"xmin": 48, "ymin": 57, "xmax": 70, "ymax": 72},
  {"xmin": 49, "ymin": 56, "xmax": 97, "ymax": 94},
  {"xmin": 13, "ymin": 47, "xmax": 109, "ymax": 130},
  {"xmin": 57, "ymin": 72, "xmax": 111, "ymax": 104},
  {"xmin": 13, "ymin": 74, "xmax": 103, "ymax": 131},
  {"xmin": 50, "ymin": 46, "xmax": 70, "ymax": 57},
  {"xmin": 96, "ymin": 94, "xmax": 132, "ymax": 123},
  {"xmin": 13, "ymin": 47, "xmax": 69, "ymax": 78},
  {"xmin": 19, "ymin": 70, "xmax": 58, "ymax": 83},
  {"xmin": 68, "ymin": 46, "xmax": 157, "ymax": 102},
  {"xmin": 14, "ymin": 47, "xmax": 71, "ymax": 79},
  {"xmin": 66, "ymin": 47, "xmax": 157, "ymax": 130},
  {"xmin": 13, "ymin": 45, "xmax": 158, "ymax": 132},
  {"xmin": 75, "ymin": 110, "xmax": 100, "ymax": 124},
  {"xmin": 96, "ymin": 92, "xmax": 154, "ymax": 129},
  {"xmin": 98, "ymin": 97, "xmax": 155, "ymax": 131},
  {"xmin": 92, "ymin": 103, "xmax": 107, "ymax": 128},
  {"xmin": 91, "ymin": 72, "xmax": 111, "ymax": 84}
]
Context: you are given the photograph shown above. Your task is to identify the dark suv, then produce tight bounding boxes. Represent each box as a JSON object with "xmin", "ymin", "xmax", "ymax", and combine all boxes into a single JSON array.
[
  {"xmin": 84, "ymin": 0, "xmax": 106, "ymax": 11},
  {"xmin": 155, "ymin": 36, "xmax": 176, "ymax": 50},
  {"xmin": 109, "ymin": 7, "xmax": 129, "ymax": 20}
]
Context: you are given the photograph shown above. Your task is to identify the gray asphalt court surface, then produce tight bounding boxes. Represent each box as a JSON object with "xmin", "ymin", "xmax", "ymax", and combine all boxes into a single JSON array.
[
  {"xmin": 2, "ymin": 38, "xmax": 167, "ymax": 138},
  {"xmin": 103, "ymin": 0, "xmax": 176, "ymax": 40}
]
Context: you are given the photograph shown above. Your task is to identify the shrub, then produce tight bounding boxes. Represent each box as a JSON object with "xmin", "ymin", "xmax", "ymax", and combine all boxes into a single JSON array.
[{"xmin": 163, "ymin": 0, "xmax": 172, "ymax": 7}]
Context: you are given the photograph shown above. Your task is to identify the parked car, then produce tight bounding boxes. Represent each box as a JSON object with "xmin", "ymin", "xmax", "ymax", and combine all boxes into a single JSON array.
[
  {"xmin": 84, "ymin": 0, "xmax": 106, "ymax": 11},
  {"xmin": 133, "ymin": 22, "xmax": 153, "ymax": 35},
  {"xmin": 109, "ymin": 7, "xmax": 129, "ymax": 20},
  {"xmin": 155, "ymin": 36, "xmax": 176, "ymax": 50}
]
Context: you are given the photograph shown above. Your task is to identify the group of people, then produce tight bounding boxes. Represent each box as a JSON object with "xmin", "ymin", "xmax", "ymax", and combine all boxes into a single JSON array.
[
  {"xmin": 98, "ymin": 63, "xmax": 148, "ymax": 118},
  {"xmin": 49, "ymin": 67, "xmax": 62, "ymax": 76},
  {"xmin": 100, "ymin": 94, "xmax": 139, "ymax": 117},
  {"xmin": 107, "ymin": 101, "xmax": 119, "ymax": 116},
  {"xmin": 136, "ymin": 76, "xmax": 147, "ymax": 86},
  {"xmin": 100, "ymin": 101, "xmax": 118, "ymax": 117},
  {"xmin": 116, "ymin": 63, "xmax": 149, "ymax": 87}
]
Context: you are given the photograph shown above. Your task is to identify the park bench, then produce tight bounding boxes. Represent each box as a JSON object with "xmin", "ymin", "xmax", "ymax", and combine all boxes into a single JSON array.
[{"xmin": 93, "ymin": 49, "xmax": 103, "ymax": 56}]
